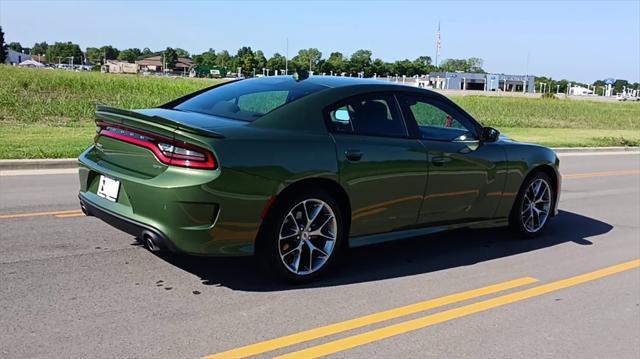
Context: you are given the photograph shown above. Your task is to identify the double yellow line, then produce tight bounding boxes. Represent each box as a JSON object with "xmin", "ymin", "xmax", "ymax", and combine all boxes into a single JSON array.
[
  {"xmin": 204, "ymin": 259, "xmax": 640, "ymax": 358},
  {"xmin": 0, "ymin": 209, "xmax": 84, "ymax": 219}
]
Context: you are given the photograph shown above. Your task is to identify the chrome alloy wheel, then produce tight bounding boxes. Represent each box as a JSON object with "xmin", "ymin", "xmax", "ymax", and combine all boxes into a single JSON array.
[
  {"xmin": 278, "ymin": 199, "xmax": 337, "ymax": 275},
  {"xmin": 521, "ymin": 178, "xmax": 552, "ymax": 233}
]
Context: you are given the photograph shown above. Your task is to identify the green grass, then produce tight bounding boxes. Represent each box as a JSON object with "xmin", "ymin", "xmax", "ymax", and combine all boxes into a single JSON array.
[
  {"xmin": 0, "ymin": 124, "xmax": 95, "ymax": 159},
  {"xmin": 500, "ymin": 128, "xmax": 640, "ymax": 147},
  {"xmin": 450, "ymin": 96, "xmax": 640, "ymax": 129},
  {"xmin": 0, "ymin": 66, "xmax": 639, "ymax": 159}
]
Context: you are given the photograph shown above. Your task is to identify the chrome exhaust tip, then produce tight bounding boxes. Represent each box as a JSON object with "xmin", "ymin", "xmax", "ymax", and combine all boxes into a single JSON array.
[{"xmin": 142, "ymin": 231, "xmax": 161, "ymax": 252}]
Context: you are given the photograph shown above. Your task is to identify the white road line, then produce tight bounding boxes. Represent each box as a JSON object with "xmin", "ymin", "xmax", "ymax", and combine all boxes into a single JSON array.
[
  {"xmin": 558, "ymin": 151, "xmax": 640, "ymax": 157},
  {"xmin": 0, "ymin": 168, "xmax": 79, "ymax": 176}
]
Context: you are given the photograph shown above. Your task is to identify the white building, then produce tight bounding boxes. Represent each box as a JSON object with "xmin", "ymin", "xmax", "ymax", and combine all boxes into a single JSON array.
[
  {"xmin": 5, "ymin": 49, "xmax": 32, "ymax": 65},
  {"xmin": 569, "ymin": 86, "xmax": 594, "ymax": 96}
]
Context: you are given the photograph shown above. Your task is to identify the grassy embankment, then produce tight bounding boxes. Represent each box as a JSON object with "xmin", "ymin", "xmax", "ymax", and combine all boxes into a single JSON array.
[{"xmin": 0, "ymin": 66, "xmax": 638, "ymax": 159}]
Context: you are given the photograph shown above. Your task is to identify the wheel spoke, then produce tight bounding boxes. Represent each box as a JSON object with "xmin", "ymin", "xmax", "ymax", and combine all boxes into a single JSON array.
[
  {"xmin": 308, "ymin": 203, "xmax": 324, "ymax": 227},
  {"xmin": 279, "ymin": 232, "xmax": 299, "ymax": 241},
  {"xmin": 307, "ymin": 240, "xmax": 329, "ymax": 258},
  {"xmin": 281, "ymin": 246, "xmax": 300, "ymax": 259},
  {"xmin": 292, "ymin": 249, "xmax": 301, "ymax": 272},
  {"xmin": 312, "ymin": 231, "xmax": 336, "ymax": 241},
  {"xmin": 287, "ymin": 213, "xmax": 301, "ymax": 233},
  {"xmin": 278, "ymin": 198, "xmax": 338, "ymax": 276},
  {"xmin": 302, "ymin": 200, "xmax": 311, "ymax": 223},
  {"xmin": 311, "ymin": 215, "xmax": 335, "ymax": 234},
  {"xmin": 308, "ymin": 242, "xmax": 313, "ymax": 271}
]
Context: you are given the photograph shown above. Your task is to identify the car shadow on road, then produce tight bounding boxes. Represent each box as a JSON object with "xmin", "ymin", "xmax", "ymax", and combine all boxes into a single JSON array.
[{"xmin": 155, "ymin": 210, "xmax": 611, "ymax": 292}]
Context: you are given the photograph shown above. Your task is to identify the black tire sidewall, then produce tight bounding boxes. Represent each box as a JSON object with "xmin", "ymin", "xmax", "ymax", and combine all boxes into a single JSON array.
[
  {"xmin": 257, "ymin": 188, "xmax": 345, "ymax": 283},
  {"xmin": 510, "ymin": 172, "xmax": 554, "ymax": 238}
]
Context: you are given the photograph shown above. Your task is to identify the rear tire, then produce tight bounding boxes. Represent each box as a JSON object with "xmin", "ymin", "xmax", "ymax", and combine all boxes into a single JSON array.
[
  {"xmin": 509, "ymin": 172, "xmax": 554, "ymax": 238},
  {"xmin": 257, "ymin": 188, "xmax": 345, "ymax": 284}
]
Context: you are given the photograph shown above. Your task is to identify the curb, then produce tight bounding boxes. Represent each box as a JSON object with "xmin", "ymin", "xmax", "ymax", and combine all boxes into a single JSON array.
[
  {"xmin": 551, "ymin": 146, "xmax": 640, "ymax": 153},
  {"xmin": 0, "ymin": 147, "xmax": 638, "ymax": 171},
  {"xmin": 0, "ymin": 158, "xmax": 78, "ymax": 171}
]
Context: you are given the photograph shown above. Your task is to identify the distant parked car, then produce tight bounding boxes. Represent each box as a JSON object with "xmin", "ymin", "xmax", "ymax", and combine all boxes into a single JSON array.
[{"xmin": 78, "ymin": 76, "xmax": 560, "ymax": 282}]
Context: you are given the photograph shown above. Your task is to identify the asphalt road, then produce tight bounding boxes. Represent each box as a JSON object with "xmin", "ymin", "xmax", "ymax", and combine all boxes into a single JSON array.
[{"xmin": 1, "ymin": 153, "xmax": 639, "ymax": 359}]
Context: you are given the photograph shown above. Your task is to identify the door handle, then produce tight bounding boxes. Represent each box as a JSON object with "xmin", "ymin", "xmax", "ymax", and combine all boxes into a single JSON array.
[
  {"xmin": 431, "ymin": 156, "xmax": 447, "ymax": 166},
  {"xmin": 345, "ymin": 149, "xmax": 363, "ymax": 162}
]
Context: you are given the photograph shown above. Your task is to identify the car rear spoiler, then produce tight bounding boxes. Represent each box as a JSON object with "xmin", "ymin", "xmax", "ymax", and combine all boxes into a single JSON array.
[{"xmin": 95, "ymin": 105, "xmax": 225, "ymax": 138}]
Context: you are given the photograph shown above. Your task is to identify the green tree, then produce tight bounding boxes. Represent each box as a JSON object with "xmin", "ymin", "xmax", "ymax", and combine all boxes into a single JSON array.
[
  {"xmin": 292, "ymin": 48, "xmax": 322, "ymax": 72},
  {"xmin": 235, "ymin": 46, "xmax": 256, "ymax": 76},
  {"xmin": 163, "ymin": 47, "xmax": 178, "ymax": 70},
  {"xmin": 118, "ymin": 48, "xmax": 142, "ymax": 63},
  {"xmin": 100, "ymin": 45, "xmax": 120, "ymax": 61},
  {"xmin": 613, "ymin": 79, "xmax": 631, "ymax": 93},
  {"xmin": 215, "ymin": 49, "xmax": 231, "ymax": 68},
  {"xmin": 85, "ymin": 47, "xmax": 102, "ymax": 64},
  {"xmin": 467, "ymin": 57, "xmax": 484, "ymax": 73},
  {"xmin": 193, "ymin": 48, "xmax": 217, "ymax": 67},
  {"xmin": 254, "ymin": 50, "xmax": 267, "ymax": 72},
  {"xmin": 46, "ymin": 42, "xmax": 84, "ymax": 64},
  {"xmin": 412, "ymin": 56, "xmax": 433, "ymax": 74},
  {"xmin": 372, "ymin": 58, "xmax": 389, "ymax": 76},
  {"xmin": 8, "ymin": 42, "xmax": 22, "ymax": 52},
  {"xmin": 266, "ymin": 52, "xmax": 286, "ymax": 73},
  {"xmin": 322, "ymin": 52, "xmax": 346, "ymax": 74},
  {"xmin": 0, "ymin": 26, "xmax": 6, "ymax": 64},
  {"xmin": 349, "ymin": 49, "xmax": 373, "ymax": 76},
  {"xmin": 175, "ymin": 48, "xmax": 190, "ymax": 58},
  {"xmin": 32, "ymin": 42, "xmax": 48, "ymax": 56},
  {"xmin": 438, "ymin": 57, "xmax": 485, "ymax": 73},
  {"xmin": 142, "ymin": 47, "xmax": 152, "ymax": 56},
  {"xmin": 390, "ymin": 59, "xmax": 412, "ymax": 76}
]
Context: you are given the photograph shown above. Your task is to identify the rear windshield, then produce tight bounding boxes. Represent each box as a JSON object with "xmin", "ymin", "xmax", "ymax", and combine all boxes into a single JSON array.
[{"xmin": 173, "ymin": 78, "xmax": 327, "ymax": 122}]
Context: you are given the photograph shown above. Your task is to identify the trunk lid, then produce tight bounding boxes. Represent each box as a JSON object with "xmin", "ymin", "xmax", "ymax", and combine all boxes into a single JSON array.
[{"xmin": 93, "ymin": 105, "xmax": 240, "ymax": 177}]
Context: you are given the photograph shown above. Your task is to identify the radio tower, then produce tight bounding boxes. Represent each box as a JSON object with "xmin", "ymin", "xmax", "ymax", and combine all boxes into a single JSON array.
[{"xmin": 435, "ymin": 22, "xmax": 441, "ymax": 67}]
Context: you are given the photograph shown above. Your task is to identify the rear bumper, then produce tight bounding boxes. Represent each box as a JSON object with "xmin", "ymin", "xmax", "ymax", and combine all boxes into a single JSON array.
[
  {"xmin": 79, "ymin": 193, "xmax": 178, "ymax": 253},
  {"xmin": 77, "ymin": 146, "xmax": 279, "ymax": 256}
]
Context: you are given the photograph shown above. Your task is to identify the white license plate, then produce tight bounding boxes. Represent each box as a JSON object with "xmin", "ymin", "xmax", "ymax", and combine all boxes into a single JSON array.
[{"xmin": 97, "ymin": 175, "xmax": 120, "ymax": 202}]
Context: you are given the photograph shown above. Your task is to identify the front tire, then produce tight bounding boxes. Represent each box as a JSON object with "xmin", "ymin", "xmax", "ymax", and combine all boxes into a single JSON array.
[
  {"xmin": 509, "ymin": 172, "xmax": 554, "ymax": 238},
  {"xmin": 257, "ymin": 189, "xmax": 344, "ymax": 283}
]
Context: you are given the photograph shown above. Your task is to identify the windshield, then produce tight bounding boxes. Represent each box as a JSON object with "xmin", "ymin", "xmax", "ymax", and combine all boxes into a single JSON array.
[{"xmin": 173, "ymin": 78, "xmax": 328, "ymax": 122}]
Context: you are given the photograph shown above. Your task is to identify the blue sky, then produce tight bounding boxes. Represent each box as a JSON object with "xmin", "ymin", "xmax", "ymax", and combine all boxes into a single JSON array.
[{"xmin": 1, "ymin": 0, "xmax": 638, "ymax": 83}]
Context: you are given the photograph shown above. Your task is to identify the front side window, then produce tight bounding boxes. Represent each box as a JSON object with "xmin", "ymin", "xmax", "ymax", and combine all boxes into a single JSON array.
[
  {"xmin": 399, "ymin": 96, "xmax": 476, "ymax": 141},
  {"xmin": 327, "ymin": 93, "xmax": 407, "ymax": 137},
  {"xmin": 173, "ymin": 78, "xmax": 327, "ymax": 121}
]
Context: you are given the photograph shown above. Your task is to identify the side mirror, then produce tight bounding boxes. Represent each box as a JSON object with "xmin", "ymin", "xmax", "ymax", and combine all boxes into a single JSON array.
[
  {"xmin": 481, "ymin": 127, "xmax": 500, "ymax": 142},
  {"xmin": 334, "ymin": 109, "xmax": 351, "ymax": 123}
]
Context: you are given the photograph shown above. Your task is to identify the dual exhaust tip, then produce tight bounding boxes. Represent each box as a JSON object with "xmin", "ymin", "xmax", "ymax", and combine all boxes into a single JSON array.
[
  {"xmin": 79, "ymin": 198, "xmax": 169, "ymax": 253},
  {"xmin": 141, "ymin": 231, "xmax": 162, "ymax": 252}
]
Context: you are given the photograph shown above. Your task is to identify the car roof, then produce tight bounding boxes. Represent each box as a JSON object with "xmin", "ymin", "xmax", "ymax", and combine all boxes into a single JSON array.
[{"xmin": 250, "ymin": 75, "xmax": 430, "ymax": 90}]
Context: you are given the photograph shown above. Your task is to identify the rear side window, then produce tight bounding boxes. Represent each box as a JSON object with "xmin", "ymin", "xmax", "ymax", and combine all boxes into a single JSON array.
[
  {"xmin": 174, "ymin": 78, "xmax": 326, "ymax": 121},
  {"xmin": 326, "ymin": 93, "xmax": 407, "ymax": 138}
]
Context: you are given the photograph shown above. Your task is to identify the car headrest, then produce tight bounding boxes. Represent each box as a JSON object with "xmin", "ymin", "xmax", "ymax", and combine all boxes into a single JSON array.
[
  {"xmin": 211, "ymin": 101, "xmax": 240, "ymax": 113},
  {"xmin": 359, "ymin": 101, "xmax": 388, "ymax": 122}
]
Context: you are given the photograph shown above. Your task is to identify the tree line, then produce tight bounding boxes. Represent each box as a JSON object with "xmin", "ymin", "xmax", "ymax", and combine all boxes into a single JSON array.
[
  {"xmin": 5, "ymin": 38, "xmax": 485, "ymax": 77},
  {"xmin": 2, "ymin": 29, "xmax": 637, "ymax": 93}
]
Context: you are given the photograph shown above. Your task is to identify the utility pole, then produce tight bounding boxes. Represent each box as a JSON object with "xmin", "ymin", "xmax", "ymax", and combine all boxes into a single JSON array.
[
  {"xmin": 435, "ymin": 21, "xmax": 441, "ymax": 67},
  {"xmin": 285, "ymin": 38, "xmax": 288, "ymax": 75}
]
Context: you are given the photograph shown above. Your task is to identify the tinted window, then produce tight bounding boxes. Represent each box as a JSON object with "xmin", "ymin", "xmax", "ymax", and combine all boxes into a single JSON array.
[
  {"xmin": 327, "ymin": 93, "xmax": 407, "ymax": 137},
  {"xmin": 399, "ymin": 96, "xmax": 476, "ymax": 141},
  {"xmin": 174, "ymin": 78, "xmax": 327, "ymax": 121}
]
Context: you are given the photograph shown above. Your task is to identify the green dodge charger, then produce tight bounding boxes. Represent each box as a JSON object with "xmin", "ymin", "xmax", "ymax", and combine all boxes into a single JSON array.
[{"xmin": 78, "ymin": 75, "xmax": 560, "ymax": 282}]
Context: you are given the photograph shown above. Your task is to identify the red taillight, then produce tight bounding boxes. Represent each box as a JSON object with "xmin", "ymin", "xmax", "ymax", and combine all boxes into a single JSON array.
[{"xmin": 96, "ymin": 122, "xmax": 217, "ymax": 170}]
